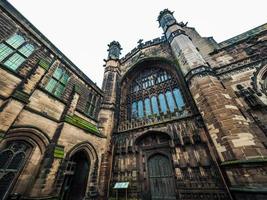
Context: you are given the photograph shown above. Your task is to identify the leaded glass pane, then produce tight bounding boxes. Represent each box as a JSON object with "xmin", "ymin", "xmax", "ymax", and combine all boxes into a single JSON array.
[
  {"xmin": 4, "ymin": 53, "xmax": 25, "ymax": 70},
  {"xmin": 159, "ymin": 94, "xmax": 167, "ymax": 113},
  {"xmin": 151, "ymin": 96, "xmax": 159, "ymax": 115},
  {"xmin": 88, "ymin": 93, "xmax": 93, "ymax": 103},
  {"xmin": 173, "ymin": 88, "xmax": 185, "ymax": 109},
  {"xmin": 85, "ymin": 101, "xmax": 91, "ymax": 115},
  {"xmin": 45, "ymin": 78, "xmax": 57, "ymax": 93},
  {"xmin": 138, "ymin": 100, "xmax": 144, "ymax": 118},
  {"xmin": 0, "ymin": 150, "xmax": 13, "ymax": 169},
  {"xmin": 54, "ymin": 83, "xmax": 65, "ymax": 97},
  {"xmin": 145, "ymin": 98, "xmax": 151, "ymax": 116},
  {"xmin": 0, "ymin": 43, "xmax": 13, "ymax": 61},
  {"xmin": 132, "ymin": 102, "xmax": 137, "ymax": 118},
  {"xmin": 18, "ymin": 44, "xmax": 34, "ymax": 57},
  {"xmin": 60, "ymin": 73, "xmax": 69, "ymax": 84},
  {"xmin": 53, "ymin": 67, "xmax": 63, "ymax": 80},
  {"xmin": 6, "ymin": 34, "xmax": 25, "ymax": 49},
  {"xmin": 166, "ymin": 91, "xmax": 176, "ymax": 112},
  {"xmin": 8, "ymin": 152, "xmax": 25, "ymax": 170}
]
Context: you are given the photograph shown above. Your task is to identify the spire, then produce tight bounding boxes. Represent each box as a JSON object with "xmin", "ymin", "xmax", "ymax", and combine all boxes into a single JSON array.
[{"xmin": 107, "ymin": 41, "xmax": 122, "ymax": 60}]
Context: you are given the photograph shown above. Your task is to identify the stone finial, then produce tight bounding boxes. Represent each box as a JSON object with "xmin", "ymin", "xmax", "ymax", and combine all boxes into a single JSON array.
[
  {"xmin": 157, "ymin": 9, "xmax": 176, "ymax": 29},
  {"xmin": 107, "ymin": 41, "xmax": 122, "ymax": 60},
  {"xmin": 157, "ymin": 8, "xmax": 174, "ymax": 22}
]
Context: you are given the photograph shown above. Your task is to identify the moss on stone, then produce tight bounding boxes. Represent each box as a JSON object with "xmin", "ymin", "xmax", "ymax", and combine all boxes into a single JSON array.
[
  {"xmin": 221, "ymin": 157, "xmax": 267, "ymax": 166},
  {"xmin": 54, "ymin": 145, "xmax": 64, "ymax": 159},
  {"xmin": 64, "ymin": 114, "xmax": 104, "ymax": 137},
  {"xmin": 39, "ymin": 58, "xmax": 51, "ymax": 71}
]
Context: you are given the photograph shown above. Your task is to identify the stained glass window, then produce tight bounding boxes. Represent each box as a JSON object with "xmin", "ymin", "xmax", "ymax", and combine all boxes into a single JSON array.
[
  {"xmin": 138, "ymin": 100, "xmax": 144, "ymax": 118},
  {"xmin": 159, "ymin": 93, "xmax": 168, "ymax": 114},
  {"xmin": 173, "ymin": 88, "xmax": 185, "ymax": 109},
  {"xmin": 151, "ymin": 96, "xmax": 159, "ymax": 115},
  {"xmin": 145, "ymin": 98, "xmax": 152, "ymax": 116},
  {"xmin": 132, "ymin": 102, "xmax": 137, "ymax": 118},
  {"xmin": 0, "ymin": 33, "xmax": 35, "ymax": 71},
  {"xmin": 125, "ymin": 66, "xmax": 186, "ymax": 121},
  {"xmin": 45, "ymin": 67, "xmax": 69, "ymax": 98},
  {"xmin": 166, "ymin": 91, "xmax": 176, "ymax": 112}
]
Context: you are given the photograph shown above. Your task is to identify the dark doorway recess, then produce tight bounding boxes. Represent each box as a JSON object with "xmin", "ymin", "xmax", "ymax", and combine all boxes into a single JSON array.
[{"xmin": 61, "ymin": 150, "xmax": 90, "ymax": 200}]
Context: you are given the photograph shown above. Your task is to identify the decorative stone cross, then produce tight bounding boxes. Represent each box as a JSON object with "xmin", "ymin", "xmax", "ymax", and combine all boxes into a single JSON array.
[{"xmin": 137, "ymin": 39, "xmax": 143, "ymax": 47}]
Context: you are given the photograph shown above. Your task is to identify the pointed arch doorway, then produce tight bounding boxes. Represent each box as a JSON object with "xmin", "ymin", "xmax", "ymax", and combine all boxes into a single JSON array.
[
  {"xmin": 136, "ymin": 132, "xmax": 177, "ymax": 200},
  {"xmin": 60, "ymin": 150, "xmax": 90, "ymax": 200},
  {"xmin": 148, "ymin": 154, "xmax": 176, "ymax": 200}
]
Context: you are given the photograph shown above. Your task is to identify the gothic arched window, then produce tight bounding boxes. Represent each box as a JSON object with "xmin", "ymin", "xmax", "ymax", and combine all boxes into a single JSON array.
[
  {"xmin": 126, "ymin": 66, "xmax": 186, "ymax": 121},
  {"xmin": 0, "ymin": 141, "xmax": 32, "ymax": 200}
]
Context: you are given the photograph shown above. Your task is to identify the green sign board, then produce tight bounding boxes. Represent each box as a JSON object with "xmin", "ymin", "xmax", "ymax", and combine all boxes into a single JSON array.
[{"xmin": 114, "ymin": 182, "xmax": 129, "ymax": 189}]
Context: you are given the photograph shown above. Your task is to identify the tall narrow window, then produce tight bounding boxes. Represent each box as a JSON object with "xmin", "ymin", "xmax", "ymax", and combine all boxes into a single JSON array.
[
  {"xmin": 132, "ymin": 102, "xmax": 137, "ymax": 118},
  {"xmin": 138, "ymin": 100, "xmax": 144, "ymax": 118},
  {"xmin": 151, "ymin": 96, "xmax": 159, "ymax": 115},
  {"xmin": 85, "ymin": 94, "xmax": 92, "ymax": 115},
  {"xmin": 166, "ymin": 91, "xmax": 176, "ymax": 112},
  {"xmin": 89, "ymin": 95, "xmax": 97, "ymax": 117},
  {"xmin": 45, "ymin": 67, "xmax": 69, "ymax": 97},
  {"xmin": 173, "ymin": 88, "xmax": 185, "ymax": 109},
  {"xmin": 0, "ymin": 33, "xmax": 35, "ymax": 70},
  {"xmin": 158, "ymin": 93, "xmax": 168, "ymax": 114},
  {"xmin": 145, "ymin": 98, "xmax": 152, "ymax": 116}
]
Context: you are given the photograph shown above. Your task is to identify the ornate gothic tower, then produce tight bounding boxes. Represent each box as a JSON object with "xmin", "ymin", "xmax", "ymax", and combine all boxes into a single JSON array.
[
  {"xmin": 159, "ymin": 9, "xmax": 267, "ymax": 200},
  {"xmin": 98, "ymin": 41, "xmax": 122, "ymax": 198}
]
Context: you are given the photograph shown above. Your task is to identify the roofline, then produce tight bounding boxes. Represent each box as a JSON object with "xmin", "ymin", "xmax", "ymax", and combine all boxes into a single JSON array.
[
  {"xmin": 0, "ymin": 0, "xmax": 103, "ymax": 95},
  {"xmin": 218, "ymin": 23, "xmax": 267, "ymax": 48}
]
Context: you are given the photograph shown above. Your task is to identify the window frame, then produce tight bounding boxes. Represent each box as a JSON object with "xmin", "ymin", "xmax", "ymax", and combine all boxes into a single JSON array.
[
  {"xmin": 45, "ymin": 66, "xmax": 70, "ymax": 98},
  {"xmin": 0, "ymin": 33, "xmax": 36, "ymax": 71}
]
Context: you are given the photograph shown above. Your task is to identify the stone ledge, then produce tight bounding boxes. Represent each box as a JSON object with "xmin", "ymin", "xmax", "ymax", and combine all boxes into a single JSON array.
[
  {"xmin": 12, "ymin": 90, "xmax": 30, "ymax": 104},
  {"xmin": 64, "ymin": 114, "xmax": 106, "ymax": 138},
  {"xmin": 221, "ymin": 157, "xmax": 267, "ymax": 166},
  {"xmin": 230, "ymin": 187, "xmax": 267, "ymax": 193}
]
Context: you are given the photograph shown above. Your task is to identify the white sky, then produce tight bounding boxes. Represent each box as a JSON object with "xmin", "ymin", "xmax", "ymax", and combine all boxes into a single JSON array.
[{"xmin": 9, "ymin": 0, "xmax": 267, "ymax": 87}]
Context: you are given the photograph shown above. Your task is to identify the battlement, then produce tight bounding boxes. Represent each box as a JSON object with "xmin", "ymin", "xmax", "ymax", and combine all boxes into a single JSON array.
[{"xmin": 120, "ymin": 36, "xmax": 166, "ymax": 63}]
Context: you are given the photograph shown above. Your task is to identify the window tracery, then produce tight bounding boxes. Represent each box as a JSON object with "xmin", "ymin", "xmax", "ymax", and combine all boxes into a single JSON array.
[
  {"xmin": 125, "ymin": 66, "xmax": 186, "ymax": 121},
  {"xmin": 0, "ymin": 141, "xmax": 32, "ymax": 199}
]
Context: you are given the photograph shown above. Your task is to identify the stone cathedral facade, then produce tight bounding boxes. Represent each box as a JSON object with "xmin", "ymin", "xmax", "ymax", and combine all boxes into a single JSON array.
[{"xmin": 0, "ymin": 1, "xmax": 267, "ymax": 200}]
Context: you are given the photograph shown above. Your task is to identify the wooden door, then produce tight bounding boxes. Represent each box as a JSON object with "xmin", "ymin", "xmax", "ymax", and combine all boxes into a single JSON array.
[{"xmin": 148, "ymin": 154, "xmax": 176, "ymax": 200}]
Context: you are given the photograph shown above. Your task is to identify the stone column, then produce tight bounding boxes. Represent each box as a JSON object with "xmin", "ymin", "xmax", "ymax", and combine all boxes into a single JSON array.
[
  {"xmin": 98, "ymin": 41, "xmax": 122, "ymax": 199},
  {"xmin": 158, "ymin": 9, "xmax": 267, "ymax": 198}
]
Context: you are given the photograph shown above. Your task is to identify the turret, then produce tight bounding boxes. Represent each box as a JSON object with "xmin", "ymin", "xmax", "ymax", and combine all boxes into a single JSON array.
[
  {"xmin": 158, "ymin": 9, "xmax": 208, "ymax": 78},
  {"xmin": 158, "ymin": 9, "xmax": 267, "ymax": 199},
  {"xmin": 97, "ymin": 41, "xmax": 122, "ymax": 199}
]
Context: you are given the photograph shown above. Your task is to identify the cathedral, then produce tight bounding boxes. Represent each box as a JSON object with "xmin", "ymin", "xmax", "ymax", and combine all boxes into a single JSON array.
[{"xmin": 0, "ymin": 1, "xmax": 267, "ymax": 200}]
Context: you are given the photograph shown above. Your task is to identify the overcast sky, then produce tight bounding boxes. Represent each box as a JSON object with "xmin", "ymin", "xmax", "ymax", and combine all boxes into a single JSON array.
[{"xmin": 9, "ymin": 0, "xmax": 267, "ymax": 87}]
